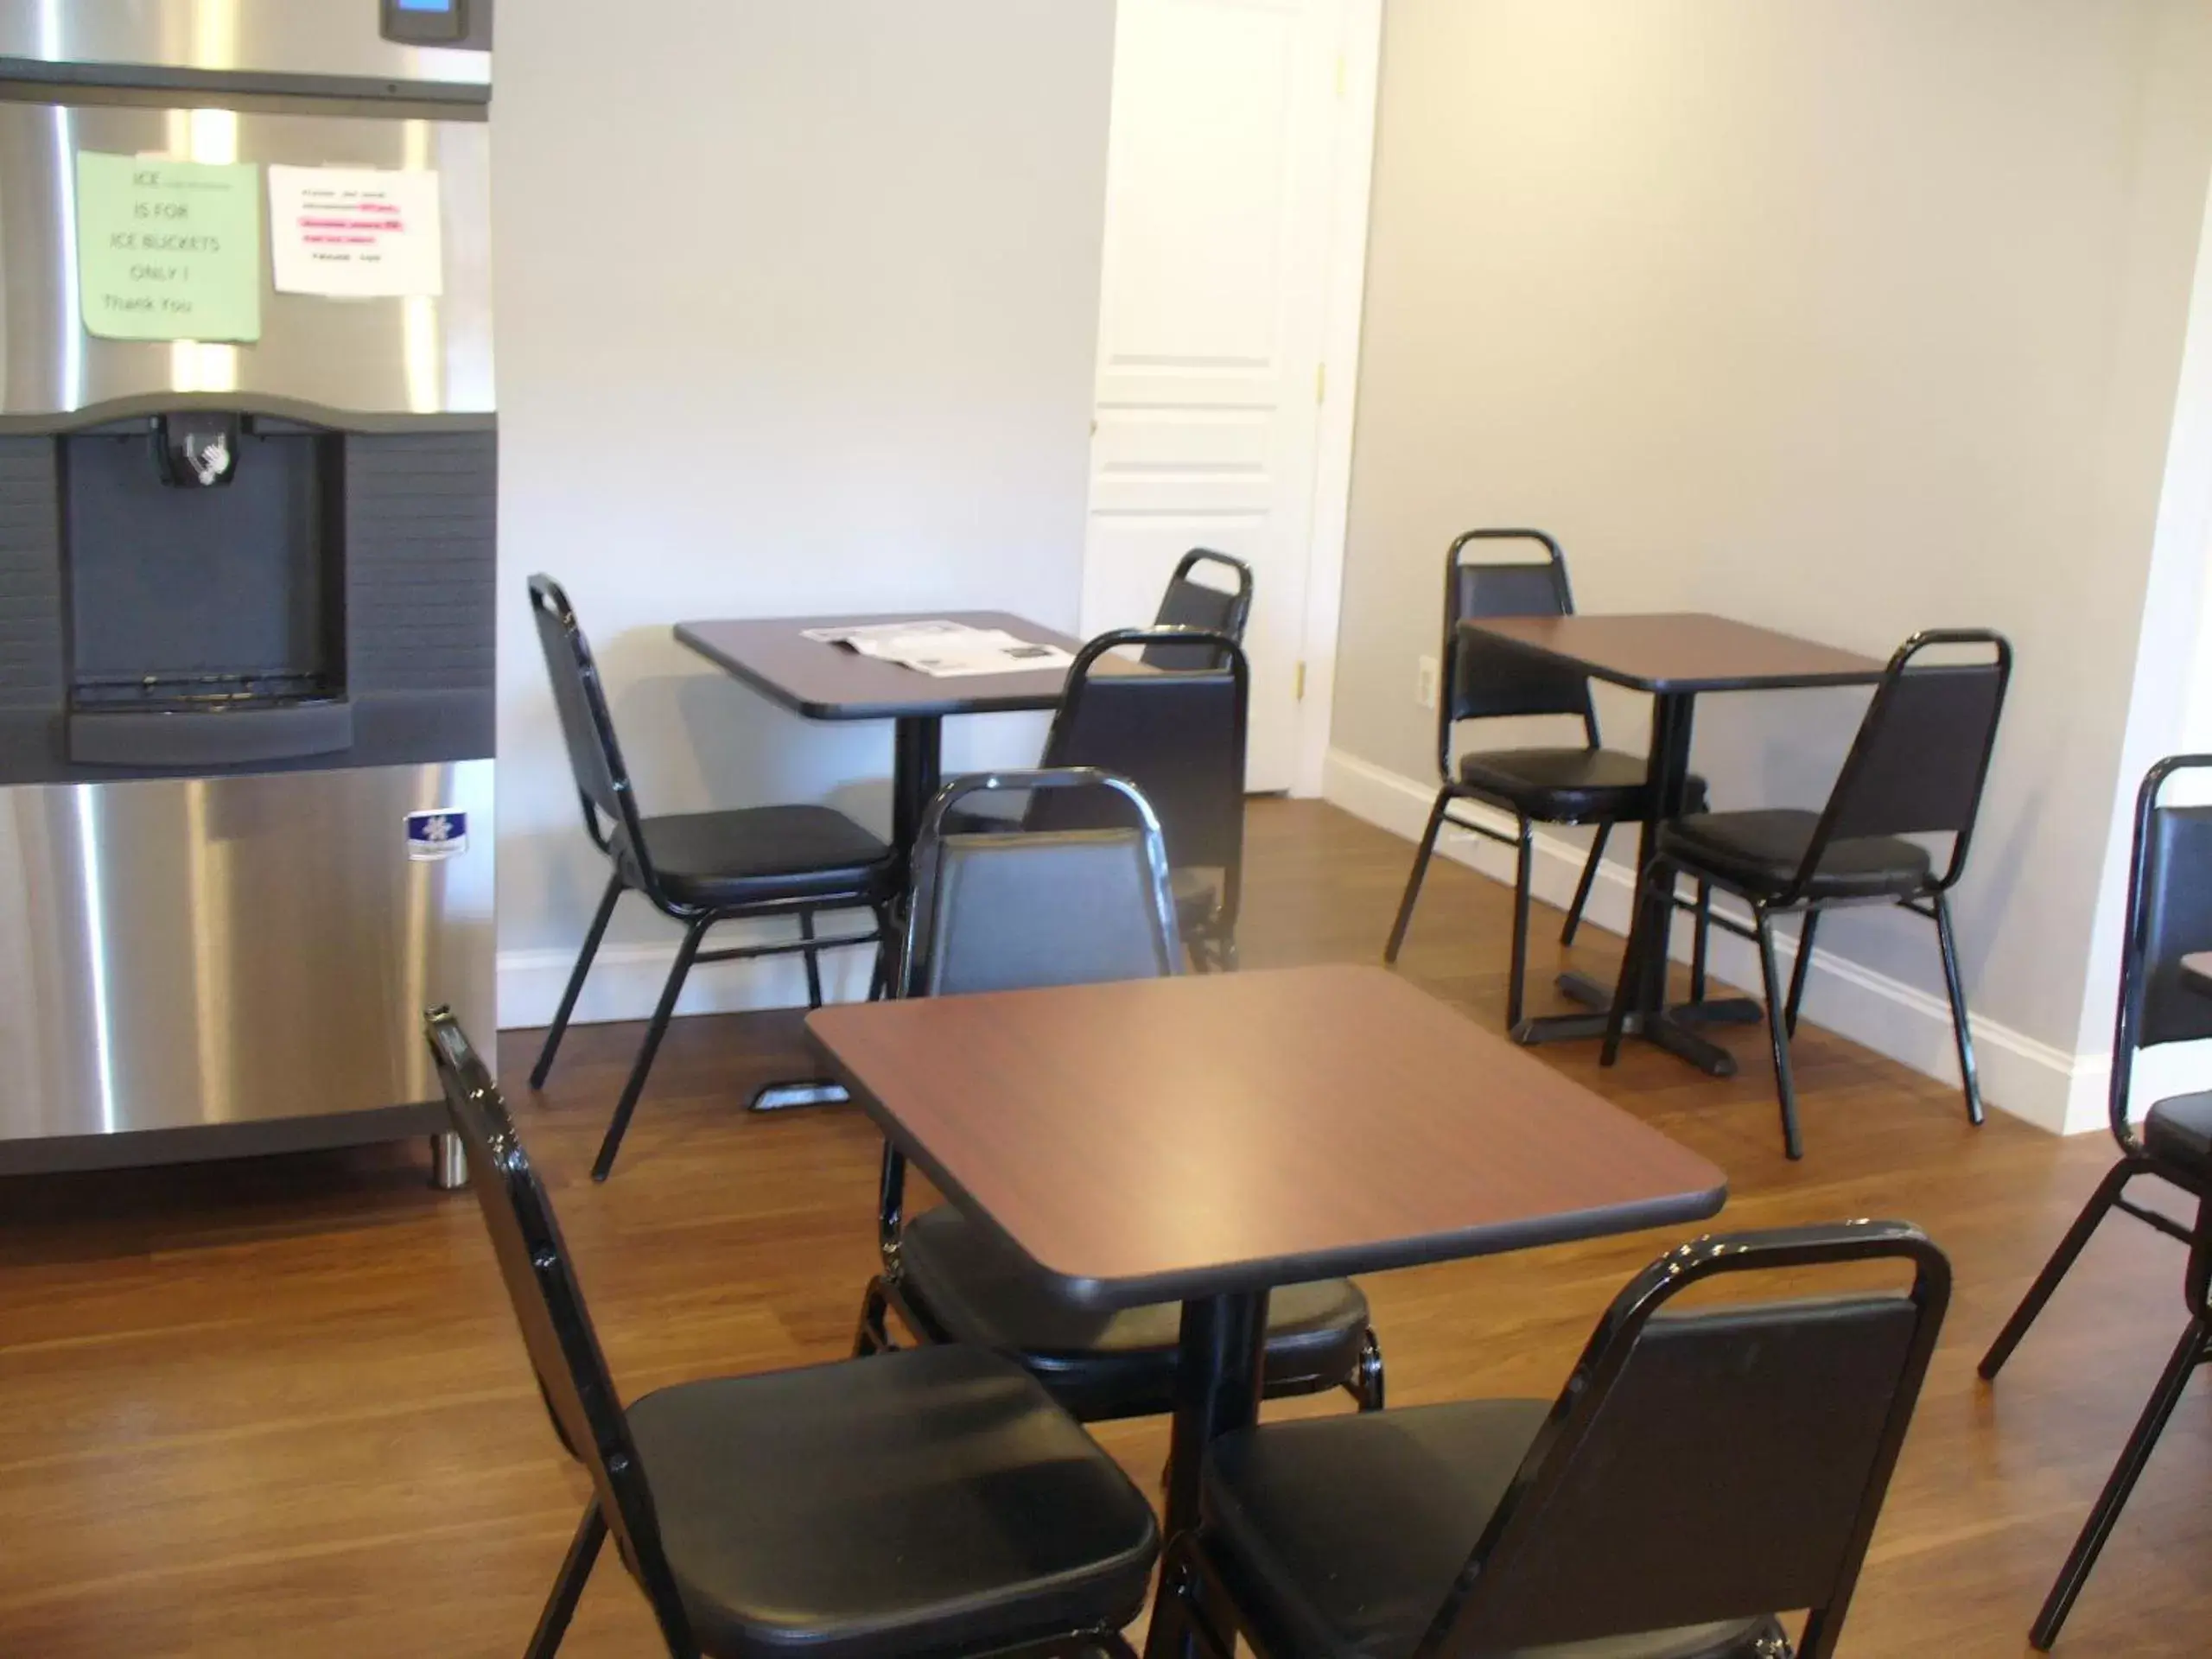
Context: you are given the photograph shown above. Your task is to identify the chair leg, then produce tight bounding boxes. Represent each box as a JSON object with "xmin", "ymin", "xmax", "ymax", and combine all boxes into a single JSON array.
[
  {"xmin": 1979, "ymin": 1159, "xmax": 2136, "ymax": 1381},
  {"xmin": 1507, "ymin": 821, "xmax": 1535, "ymax": 1030},
  {"xmin": 530, "ymin": 873, "xmax": 625, "ymax": 1090},
  {"xmin": 868, "ymin": 904, "xmax": 897, "ymax": 1002},
  {"xmin": 1784, "ymin": 908, "xmax": 1821, "ymax": 1037},
  {"xmin": 798, "ymin": 908, "xmax": 823, "ymax": 1010},
  {"xmin": 2031, "ymin": 1314, "xmax": 2212, "ymax": 1650},
  {"xmin": 1688, "ymin": 879, "xmax": 1712, "ymax": 1004},
  {"xmin": 1560, "ymin": 821, "xmax": 1611, "ymax": 946},
  {"xmin": 526, "ymin": 1501, "xmax": 607, "ymax": 1659},
  {"xmin": 590, "ymin": 918, "xmax": 709, "ymax": 1183},
  {"xmin": 1755, "ymin": 909, "xmax": 1804, "ymax": 1160},
  {"xmin": 1345, "ymin": 1325, "xmax": 1386, "ymax": 1412},
  {"xmin": 1383, "ymin": 792, "xmax": 1452, "ymax": 963},
  {"xmin": 853, "ymin": 1276, "xmax": 893, "ymax": 1357},
  {"xmin": 1932, "ymin": 892, "xmax": 1986, "ymax": 1126}
]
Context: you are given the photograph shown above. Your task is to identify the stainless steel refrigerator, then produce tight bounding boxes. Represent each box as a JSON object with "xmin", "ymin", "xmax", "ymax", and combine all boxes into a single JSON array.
[{"xmin": 0, "ymin": 3, "xmax": 497, "ymax": 1181}]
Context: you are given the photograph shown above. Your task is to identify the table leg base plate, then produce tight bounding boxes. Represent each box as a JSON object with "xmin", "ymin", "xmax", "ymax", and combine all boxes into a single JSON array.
[{"xmin": 1516, "ymin": 997, "xmax": 1748, "ymax": 1078}]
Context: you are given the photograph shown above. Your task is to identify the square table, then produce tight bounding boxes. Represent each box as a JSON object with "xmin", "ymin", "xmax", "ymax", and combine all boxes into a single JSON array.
[
  {"xmin": 806, "ymin": 963, "xmax": 1727, "ymax": 1543},
  {"xmin": 677, "ymin": 610, "xmax": 1143, "ymax": 854},
  {"xmin": 1463, "ymin": 613, "xmax": 1888, "ymax": 1076}
]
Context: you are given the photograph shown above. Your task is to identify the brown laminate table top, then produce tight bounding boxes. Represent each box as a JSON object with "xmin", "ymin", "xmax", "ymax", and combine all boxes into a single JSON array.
[
  {"xmin": 676, "ymin": 610, "xmax": 1142, "ymax": 721},
  {"xmin": 1465, "ymin": 612, "xmax": 1888, "ymax": 694},
  {"xmin": 806, "ymin": 964, "xmax": 1727, "ymax": 1308},
  {"xmin": 2182, "ymin": 953, "xmax": 2212, "ymax": 1000}
]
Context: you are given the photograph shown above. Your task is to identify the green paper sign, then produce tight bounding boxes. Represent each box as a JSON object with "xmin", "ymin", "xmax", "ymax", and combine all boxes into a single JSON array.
[{"xmin": 74, "ymin": 152, "xmax": 262, "ymax": 343}]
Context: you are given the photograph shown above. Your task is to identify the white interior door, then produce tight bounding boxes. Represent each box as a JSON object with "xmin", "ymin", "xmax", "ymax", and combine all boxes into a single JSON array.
[{"xmin": 1082, "ymin": 0, "xmax": 1354, "ymax": 792}]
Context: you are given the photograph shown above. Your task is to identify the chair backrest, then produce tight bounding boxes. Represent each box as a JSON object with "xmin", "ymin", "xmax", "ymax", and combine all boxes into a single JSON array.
[
  {"xmin": 423, "ymin": 1007, "xmax": 696, "ymax": 1655},
  {"xmin": 1147, "ymin": 549, "xmax": 1254, "ymax": 669},
  {"xmin": 1424, "ymin": 1222, "xmax": 1949, "ymax": 1659},
  {"xmin": 527, "ymin": 575, "xmax": 652, "ymax": 874},
  {"xmin": 1438, "ymin": 530, "xmax": 1598, "ymax": 780},
  {"xmin": 2109, "ymin": 755, "xmax": 2212, "ymax": 1147},
  {"xmin": 1790, "ymin": 630, "xmax": 2012, "ymax": 896},
  {"xmin": 1032, "ymin": 628, "xmax": 1247, "ymax": 899},
  {"xmin": 904, "ymin": 768, "xmax": 1182, "ymax": 996}
]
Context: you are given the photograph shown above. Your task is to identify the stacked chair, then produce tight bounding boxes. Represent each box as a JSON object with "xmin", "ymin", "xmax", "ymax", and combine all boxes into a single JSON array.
[
  {"xmin": 957, "ymin": 547, "xmax": 1254, "ymax": 969},
  {"xmin": 1023, "ymin": 632, "xmax": 1250, "ymax": 970},
  {"xmin": 1980, "ymin": 753, "xmax": 2212, "ymax": 1649},
  {"xmin": 1603, "ymin": 630, "xmax": 2010, "ymax": 1158},
  {"xmin": 854, "ymin": 768, "xmax": 1384, "ymax": 1420},
  {"xmin": 430, "ymin": 1006, "xmax": 1160, "ymax": 1659},
  {"xmin": 1148, "ymin": 1221, "xmax": 1949, "ymax": 1659},
  {"xmin": 524, "ymin": 575, "xmax": 899, "ymax": 1179},
  {"xmin": 1386, "ymin": 529, "xmax": 1712, "ymax": 1030}
]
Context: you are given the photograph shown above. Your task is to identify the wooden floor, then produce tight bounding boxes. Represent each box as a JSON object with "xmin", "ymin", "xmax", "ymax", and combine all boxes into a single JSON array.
[{"xmin": 0, "ymin": 798, "xmax": 2203, "ymax": 1656}]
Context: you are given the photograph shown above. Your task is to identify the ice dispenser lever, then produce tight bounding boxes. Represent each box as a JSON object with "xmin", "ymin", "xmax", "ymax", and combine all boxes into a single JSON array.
[{"xmin": 151, "ymin": 411, "xmax": 240, "ymax": 488}]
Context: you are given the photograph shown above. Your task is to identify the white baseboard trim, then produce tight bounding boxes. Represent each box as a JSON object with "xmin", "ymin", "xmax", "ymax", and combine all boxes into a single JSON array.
[
  {"xmin": 1322, "ymin": 747, "xmax": 2100, "ymax": 1135},
  {"xmin": 498, "ymin": 920, "xmax": 880, "ymax": 1033}
]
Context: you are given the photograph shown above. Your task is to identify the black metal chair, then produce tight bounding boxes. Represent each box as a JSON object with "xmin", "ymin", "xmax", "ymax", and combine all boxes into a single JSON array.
[
  {"xmin": 1147, "ymin": 1220, "xmax": 1949, "ymax": 1659},
  {"xmin": 427, "ymin": 1007, "xmax": 1159, "ymax": 1659},
  {"xmin": 1979, "ymin": 753, "xmax": 2212, "ymax": 1650},
  {"xmin": 1145, "ymin": 548, "xmax": 1254, "ymax": 669},
  {"xmin": 1602, "ymin": 629, "xmax": 2012, "ymax": 1160},
  {"xmin": 524, "ymin": 575, "xmax": 898, "ymax": 1181},
  {"xmin": 956, "ymin": 546, "xmax": 1251, "ymax": 956},
  {"xmin": 1021, "ymin": 629, "xmax": 1249, "ymax": 972},
  {"xmin": 1385, "ymin": 528, "xmax": 1712, "ymax": 1029},
  {"xmin": 854, "ymin": 768, "xmax": 1384, "ymax": 1422}
]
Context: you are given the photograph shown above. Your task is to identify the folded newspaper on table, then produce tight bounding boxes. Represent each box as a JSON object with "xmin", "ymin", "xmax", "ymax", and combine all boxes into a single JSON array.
[{"xmin": 801, "ymin": 620, "xmax": 1074, "ymax": 678}]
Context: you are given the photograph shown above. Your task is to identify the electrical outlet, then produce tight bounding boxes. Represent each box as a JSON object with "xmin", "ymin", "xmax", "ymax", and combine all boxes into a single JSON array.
[{"xmin": 1415, "ymin": 654, "xmax": 1440, "ymax": 711}]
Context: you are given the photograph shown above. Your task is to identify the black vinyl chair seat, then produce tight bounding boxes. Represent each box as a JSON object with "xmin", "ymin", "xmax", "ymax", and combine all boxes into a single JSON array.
[
  {"xmin": 2142, "ymin": 1091, "xmax": 2212, "ymax": 1175},
  {"xmin": 627, "ymin": 1342, "xmax": 1159, "ymax": 1659},
  {"xmin": 1455, "ymin": 747, "xmax": 1710, "ymax": 824},
  {"xmin": 1201, "ymin": 1400, "xmax": 1783, "ymax": 1659},
  {"xmin": 897, "ymin": 1205, "xmax": 1371, "ymax": 1420},
  {"xmin": 1659, "ymin": 809, "xmax": 1931, "ymax": 901},
  {"xmin": 626, "ymin": 806, "xmax": 896, "ymax": 909}
]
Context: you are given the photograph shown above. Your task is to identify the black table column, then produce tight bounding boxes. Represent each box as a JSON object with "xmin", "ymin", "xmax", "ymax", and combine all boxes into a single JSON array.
[
  {"xmin": 1150, "ymin": 1288, "xmax": 1270, "ymax": 1659},
  {"xmin": 890, "ymin": 714, "xmax": 944, "ymax": 866}
]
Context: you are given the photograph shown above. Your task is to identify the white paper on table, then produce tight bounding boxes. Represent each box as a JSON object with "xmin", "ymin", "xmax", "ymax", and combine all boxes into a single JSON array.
[
  {"xmin": 801, "ymin": 620, "xmax": 1072, "ymax": 677},
  {"xmin": 268, "ymin": 164, "xmax": 443, "ymax": 298}
]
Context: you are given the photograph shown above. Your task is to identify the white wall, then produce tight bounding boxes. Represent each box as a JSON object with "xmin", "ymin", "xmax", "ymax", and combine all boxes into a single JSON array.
[
  {"xmin": 1327, "ymin": 0, "xmax": 2212, "ymax": 1130},
  {"xmin": 491, "ymin": 0, "xmax": 1116, "ymax": 1025}
]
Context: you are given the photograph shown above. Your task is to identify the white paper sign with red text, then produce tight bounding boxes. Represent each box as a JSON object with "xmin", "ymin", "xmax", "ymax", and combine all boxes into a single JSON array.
[{"xmin": 268, "ymin": 165, "xmax": 443, "ymax": 299}]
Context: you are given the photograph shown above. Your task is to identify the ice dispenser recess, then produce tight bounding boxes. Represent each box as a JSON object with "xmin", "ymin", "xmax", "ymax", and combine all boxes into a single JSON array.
[{"xmin": 65, "ymin": 411, "xmax": 353, "ymax": 768}]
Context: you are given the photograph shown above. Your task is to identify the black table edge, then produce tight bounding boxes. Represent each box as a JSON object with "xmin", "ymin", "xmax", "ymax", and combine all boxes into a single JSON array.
[
  {"xmin": 810, "ymin": 1023, "xmax": 1729, "ymax": 1311},
  {"xmin": 1455, "ymin": 619, "xmax": 1889, "ymax": 695}
]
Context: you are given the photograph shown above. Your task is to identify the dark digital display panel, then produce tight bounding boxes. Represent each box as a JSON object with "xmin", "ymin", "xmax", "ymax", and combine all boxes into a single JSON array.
[{"xmin": 382, "ymin": 0, "xmax": 468, "ymax": 45}]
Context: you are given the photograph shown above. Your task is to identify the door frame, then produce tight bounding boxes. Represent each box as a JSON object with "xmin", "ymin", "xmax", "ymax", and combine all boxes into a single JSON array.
[{"xmin": 1289, "ymin": 0, "xmax": 1382, "ymax": 797}]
